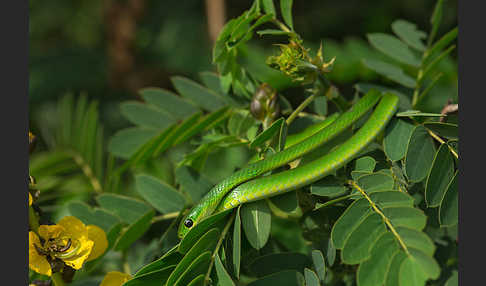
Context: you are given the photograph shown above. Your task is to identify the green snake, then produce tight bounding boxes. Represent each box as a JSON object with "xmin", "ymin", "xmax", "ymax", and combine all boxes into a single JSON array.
[{"xmin": 177, "ymin": 91, "xmax": 398, "ymax": 239}]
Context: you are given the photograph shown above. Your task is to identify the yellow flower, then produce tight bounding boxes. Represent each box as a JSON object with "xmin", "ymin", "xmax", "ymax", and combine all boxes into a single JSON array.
[
  {"xmin": 100, "ymin": 271, "xmax": 132, "ymax": 286},
  {"xmin": 29, "ymin": 192, "xmax": 32, "ymax": 206},
  {"xmin": 29, "ymin": 216, "xmax": 108, "ymax": 276}
]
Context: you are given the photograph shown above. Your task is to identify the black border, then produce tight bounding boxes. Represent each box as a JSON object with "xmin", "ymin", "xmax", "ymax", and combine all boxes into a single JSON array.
[
  {"xmin": 458, "ymin": 1, "xmax": 480, "ymax": 285},
  {"xmin": 2, "ymin": 0, "xmax": 29, "ymax": 284}
]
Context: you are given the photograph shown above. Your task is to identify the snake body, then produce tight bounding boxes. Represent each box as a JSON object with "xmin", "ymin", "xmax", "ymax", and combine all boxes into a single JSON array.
[
  {"xmin": 217, "ymin": 93, "xmax": 398, "ymax": 210},
  {"xmin": 177, "ymin": 90, "xmax": 392, "ymax": 239}
]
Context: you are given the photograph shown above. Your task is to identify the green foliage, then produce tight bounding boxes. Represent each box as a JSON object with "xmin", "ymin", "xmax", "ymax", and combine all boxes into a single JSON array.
[{"xmin": 29, "ymin": 1, "xmax": 457, "ymax": 286}]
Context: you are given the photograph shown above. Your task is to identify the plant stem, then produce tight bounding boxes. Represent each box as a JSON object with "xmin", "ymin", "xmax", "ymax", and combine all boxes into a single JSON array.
[
  {"xmin": 29, "ymin": 205, "xmax": 40, "ymax": 235},
  {"xmin": 151, "ymin": 212, "xmax": 180, "ymax": 223},
  {"xmin": 348, "ymin": 180, "xmax": 410, "ymax": 255},
  {"xmin": 286, "ymin": 93, "xmax": 317, "ymax": 126},
  {"xmin": 426, "ymin": 129, "xmax": 458, "ymax": 159},
  {"xmin": 69, "ymin": 150, "xmax": 103, "ymax": 193},
  {"xmin": 204, "ymin": 212, "xmax": 236, "ymax": 285},
  {"xmin": 51, "ymin": 273, "xmax": 65, "ymax": 286},
  {"xmin": 313, "ymin": 194, "xmax": 360, "ymax": 210}
]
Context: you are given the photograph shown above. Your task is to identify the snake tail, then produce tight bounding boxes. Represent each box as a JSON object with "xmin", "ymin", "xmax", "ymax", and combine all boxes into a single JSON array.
[
  {"xmin": 218, "ymin": 93, "xmax": 398, "ymax": 210},
  {"xmin": 177, "ymin": 90, "xmax": 383, "ymax": 239}
]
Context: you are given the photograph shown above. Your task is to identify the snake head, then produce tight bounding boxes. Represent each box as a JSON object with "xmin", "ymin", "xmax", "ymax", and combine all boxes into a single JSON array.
[{"xmin": 177, "ymin": 204, "xmax": 208, "ymax": 239}]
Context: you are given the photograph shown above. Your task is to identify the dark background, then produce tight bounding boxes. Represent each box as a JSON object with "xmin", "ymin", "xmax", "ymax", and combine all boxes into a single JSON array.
[{"xmin": 28, "ymin": 0, "xmax": 458, "ymax": 137}]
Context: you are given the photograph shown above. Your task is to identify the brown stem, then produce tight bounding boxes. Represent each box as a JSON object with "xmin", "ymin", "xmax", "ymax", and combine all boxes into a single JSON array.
[{"xmin": 205, "ymin": 0, "xmax": 226, "ymax": 44}]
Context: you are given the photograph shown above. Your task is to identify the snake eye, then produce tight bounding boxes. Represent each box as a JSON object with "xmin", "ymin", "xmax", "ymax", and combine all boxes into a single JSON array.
[{"xmin": 184, "ymin": 219, "xmax": 194, "ymax": 228}]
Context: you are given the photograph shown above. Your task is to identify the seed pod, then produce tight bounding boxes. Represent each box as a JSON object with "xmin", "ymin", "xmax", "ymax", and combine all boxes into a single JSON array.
[{"xmin": 250, "ymin": 83, "xmax": 280, "ymax": 121}]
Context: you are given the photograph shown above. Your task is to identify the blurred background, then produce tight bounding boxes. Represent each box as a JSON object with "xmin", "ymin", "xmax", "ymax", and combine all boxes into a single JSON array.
[{"xmin": 29, "ymin": 0, "xmax": 457, "ymax": 137}]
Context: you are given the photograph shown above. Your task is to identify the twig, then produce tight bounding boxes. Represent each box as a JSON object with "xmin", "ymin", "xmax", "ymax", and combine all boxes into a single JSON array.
[
  {"xmin": 286, "ymin": 93, "xmax": 317, "ymax": 125},
  {"xmin": 439, "ymin": 99, "xmax": 458, "ymax": 122},
  {"xmin": 69, "ymin": 150, "xmax": 103, "ymax": 193},
  {"xmin": 204, "ymin": 212, "xmax": 236, "ymax": 285},
  {"xmin": 427, "ymin": 129, "xmax": 458, "ymax": 159},
  {"xmin": 348, "ymin": 180, "xmax": 410, "ymax": 255},
  {"xmin": 151, "ymin": 212, "xmax": 180, "ymax": 223}
]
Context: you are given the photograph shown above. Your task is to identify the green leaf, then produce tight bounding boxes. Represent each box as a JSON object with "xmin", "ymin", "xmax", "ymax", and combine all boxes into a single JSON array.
[
  {"xmin": 139, "ymin": 88, "xmax": 199, "ymax": 120},
  {"xmin": 341, "ymin": 213, "xmax": 387, "ymax": 264},
  {"xmin": 304, "ymin": 268, "xmax": 319, "ymax": 286},
  {"xmin": 424, "ymin": 122, "xmax": 458, "ymax": 140},
  {"xmin": 250, "ymin": 118, "xmax": 285, "ymax": 149},
  {"xmin": 215, "ymin": 253, "xmax": 235, "ymax": 286},
  {"xmin": 257, "ymin": 29, "xmax": 293, "ymax": 36},
  {"xmin": 114, "ymin": 210, "xmax": 155, "ymax": 251},
  {"xmin": 311, "ymin": 176, "xmax": 347, "ymax": 197},
  {"xmin": 399, "ymin": 248, "xmax": 440, "ymax": 285},
  {"xmin": 173, "ymin": 106, "xmax": 231, "ymax": 146},
  {"xmin": 425, "ymin": 144, "xmax": 455, "ymax": 207},
  {"xmin": 96, "ymin": 194, "xmax": 152, "ymax": 224},
  {"xmin": 420, "ymin": 47, "xmax": 455, "ymax": 88},
  {"xmin": 362, "ymin": 59, "xmax": 416, "ymax": 88},
  {"xmin": 439, "ymin": 171, "xmax": 458, "ymax": 226},
  {"xmin": 428, "ymin": 0, "xmax": 444, "ymax": 45},
  {"xmin": 169, "ymin": 228, "xmax": 220, "ymax": 285},
  {"xmin": 370, "ymin": 191, "xmax": 414, "ymax": 208},
  {"xmin": 123, "ymin": 265, "xmax": 175, "ymax": 286},
  {"xmin": 280, "ymin": 0, "xmax": 294, "ymax": 30},
  {"xmin": 173, "ymin": 251, "xmax": 212, "ymax": 286},
  {"xmin": 108, "ymin": 128, "xmax": 158, "ymax": 159},
  {"xmin": 247, "ymin": 270, "xmax": 304, "ymax": 286},
  {"xmin": 118, "ymin": 125, "xmax": 177, "ymax": 169},
  {"xmin": 175, "ymin": 165, "xmax": 214, "ymax": 203},
  {"xmin": 445, "ymin": 270, "xmax": 458, "ymax": 286},
  {"xmin": 241, "ymin": 200, "xmax": 271, "ymax": 250},
  {"xmin": 233, "ymin": 206, "xmax": 242, "ymax": 279},
  {"xmin": 179, "ymin": 210, "xmax": 232, "ymax": 254},
  {"xmin": 326, "ymin": 237, "xmax": 336, "ymax": 267},
  {"xmin": 367, "ymin": 33, "xmax": 420, "ymax": 67},
  {"xmin": 67, "ymin": 201, "xmax": 120, "ymax": 233},
  {"xmin": 356, "ymin": 172, "xmax": 395, "ymax": 194},
  {"xmin": 354, "ymin": 156, "xmax": 376, "ymax": 173},
  {"xmin": 311, "ymin": 250, "xmax": 326, "ymax": 282},
  {"xmin": 384, "ymin": 118, "xmax": 415, "ymax": 161},
  {"xmin": 357, "ymin": 233, "xmax": 399, "ymax": 286},
  {"xmin": 396, "ymin": 110, "xmax": 444, "ymax": 117},
  {"xmin": 186, "ymin": 275, "xmax": 205, "ymax": 286},
  {"xmin": 404, "ymin": 125, "xmax": 436, "ymax": 182},
  {"xmin": 273, "ymin": 118, "xmax": 288, "ymax": 152},
  {"xmin": 171, "ymin": 76, "xmax": 227, "ymax": 112},
  {"xmin": 153, "ymin": 112, "xmax": 203, "ymax": 156},
  {"xmin": 425, "ymin": 27, "xmax": 458, "ymax": 64},
  {"xmin": 384, "ymin": 251, "xmax": 407, "ymax": 286},
  {"xmin": 354, "ymin": 83, "xmax": 412, "ymax": 111},
  {"xmin": 262, "ymin": 0, "xmax": 276, "ymax": 16},
  {"xmin": 396, "ymin": 227, "xmax": 435, "ymax": 256},
  {"xmin": 269, "ymin": 191, "xmax": 298, "ymax": 213},
  {"xmin": 332, "ymin": 199, "xmax": 372, "ymax": 249},
  {"xmin": 135, "ymin": 174, "xmax": 186, "ymax": 214},
  {"xmin": 383, "ymin": 207, "xmax": 427, "ymax": 230},
  {"xmin": 391, "ymin": 20, "xmax": 427, "ymax": 51},
  {"xmin": 249, "ymin": 252, "xmax": 311, "ymax": 277},
  {"xmin": 134, "ymin": 245, "xmax": 183, "ymax": 277},
  {"xmin": 312, "ymin": 96, "xmax": 328, "ymax": 116},
  {"xmin": 120, "ymin": 101, "xmax": 175, "ymax": 130}
]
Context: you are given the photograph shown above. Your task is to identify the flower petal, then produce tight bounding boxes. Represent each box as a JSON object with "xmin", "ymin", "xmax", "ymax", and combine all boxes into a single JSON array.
[
  {"xmin": 38, "ymin": 225, "xmax": 64, "ymax": 241},
  {"xmin": 62, "ymin": 238, "xmax": 94, "ymax": 270},
  {"xmin": 100, "ymin": 271, "xmax": 132, "ymax": 286},
  {"xmin": 86, "ymin": 225, "xmax": 108, "ymax": 261},
  {"xmin": 29, "ymin": 232, "xmax": 52, "ymax": 276},
  {"xmin": 29, "ymin": 192, "xmax": 32, "ymax": 206},
  {"xmin": 58, "ymin": 216, "xmax": 88, "ymax": 240}
]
